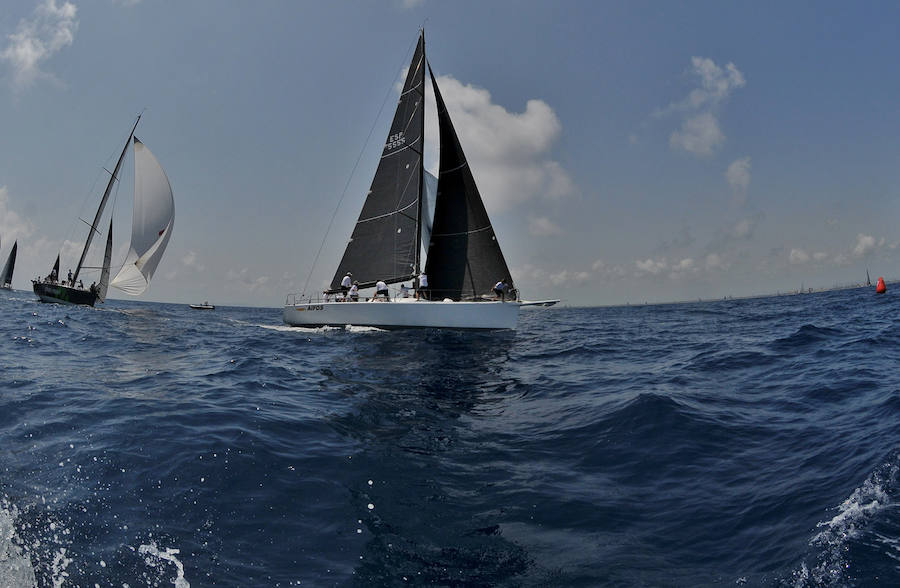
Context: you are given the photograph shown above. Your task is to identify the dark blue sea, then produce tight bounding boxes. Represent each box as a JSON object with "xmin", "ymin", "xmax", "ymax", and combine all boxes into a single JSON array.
[{"xmin": 1, "ymin": 287, "xmax": 898, "ymax": 587}]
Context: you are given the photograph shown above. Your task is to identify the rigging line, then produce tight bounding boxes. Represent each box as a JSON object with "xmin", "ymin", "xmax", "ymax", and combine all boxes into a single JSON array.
[{"xmin": 301, "ymin": 34, "xmax": 420, "ymax": 297}]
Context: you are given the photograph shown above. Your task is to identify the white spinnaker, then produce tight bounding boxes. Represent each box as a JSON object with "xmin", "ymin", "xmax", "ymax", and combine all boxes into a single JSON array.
[{"xmin": 111, "ymin": 138, "xmax": 175, "ymax": 295}]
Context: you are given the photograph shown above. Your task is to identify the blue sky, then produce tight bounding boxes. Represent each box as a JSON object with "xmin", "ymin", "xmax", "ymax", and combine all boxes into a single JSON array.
[{"xmin": 1, "ymin": 0, "xmax": 898, "ymax": 306}]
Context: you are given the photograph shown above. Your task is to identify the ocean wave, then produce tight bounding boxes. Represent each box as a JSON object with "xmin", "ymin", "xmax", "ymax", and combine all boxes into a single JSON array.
[
  {"xmin": 769, "ymin": 324, "xmax": 845, "ymax": 352},
  {"xmin": 788, "ymin": 448, "xmax": 899, "ymax": 586}
]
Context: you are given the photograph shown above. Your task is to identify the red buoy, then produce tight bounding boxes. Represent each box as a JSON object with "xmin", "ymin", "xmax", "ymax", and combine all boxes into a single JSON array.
[{"xmin": 876, "ymin": 276, "xmax": 886, "ymax": 294}]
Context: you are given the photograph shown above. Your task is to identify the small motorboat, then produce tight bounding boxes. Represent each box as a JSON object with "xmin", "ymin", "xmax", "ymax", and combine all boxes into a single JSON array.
[{"xmin": 189, "ymin": 301, "xmax": 215, "ymax": 310}]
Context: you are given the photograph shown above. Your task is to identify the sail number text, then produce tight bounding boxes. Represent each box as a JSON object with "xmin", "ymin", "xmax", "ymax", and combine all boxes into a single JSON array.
[{"xmin": 385, "ymin": 132, "xmax": 406, "ymax": 151}]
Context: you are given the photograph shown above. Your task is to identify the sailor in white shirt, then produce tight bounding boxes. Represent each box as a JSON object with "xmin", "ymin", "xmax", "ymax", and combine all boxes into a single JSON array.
[
  {"xmin": 375, "ymin": 280, "xmax": 389, "ymax": 301},
  {"xmin": 349, "ymin": 282, "xmax": 359, "ymax": 302},
  {"xmin": 340, "ymin": 272, "xmax": 353, "ymax": 295},
  {"xmin": 417, "ymin": 272, "xmax": 428, "ymax": 300}
]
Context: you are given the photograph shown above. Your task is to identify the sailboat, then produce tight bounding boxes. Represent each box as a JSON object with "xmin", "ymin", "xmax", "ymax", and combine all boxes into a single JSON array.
[
  {"xmin": 283, "ymin": 31, "xmax": 538, "ymax": 329},
  {"xmin": 32, "ymin": 115, "xmax": 175, "ymax": 306},
  {"xmin": 866, "ymin": 268, "xmax": 872, "ymax": 287},
  {"xmin": 0, "ymin": 238, "xmax": 16, "ymax": 290}
]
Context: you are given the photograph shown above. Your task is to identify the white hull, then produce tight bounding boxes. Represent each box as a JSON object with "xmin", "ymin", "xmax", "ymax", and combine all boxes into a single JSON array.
[{"xmin": 283, "ymin": 298, "xmax": 519, "ymax": 330}]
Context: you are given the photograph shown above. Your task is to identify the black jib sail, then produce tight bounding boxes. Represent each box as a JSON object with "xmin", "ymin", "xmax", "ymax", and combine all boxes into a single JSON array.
[
  {"xmin": 329, "ymin": 33, "xmax": 426, "ymax": 292},
  {"xmin": 424, "ymin": 65, "xmax": 514, "ymax": 301},
  {"xmin": 0, "ymin": 241, "xmax": 16, "ymax": 287},
  {"xmin": 51, "ymin": 254, "xmax": 60, "ymax": 281}
]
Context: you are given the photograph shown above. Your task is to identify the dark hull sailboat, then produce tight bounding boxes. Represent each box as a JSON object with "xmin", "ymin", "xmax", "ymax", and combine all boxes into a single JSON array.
[
  {"xmin": 32, "ymin": 117, "xmax": 175, "ymax": 307},
  {"xmin": 283, "ymin": 31, "xmax": 521, "ymax": 329},
  {"xmin": 33, "ymin": 281, "xmax": 99, "ymax": 305}
]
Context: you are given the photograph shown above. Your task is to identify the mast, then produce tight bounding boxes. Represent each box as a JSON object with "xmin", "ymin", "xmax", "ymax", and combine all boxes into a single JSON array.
[
  {"xmin": 73, "ymin": 114, "xmax": 141, "ymax": 284},
  {"xmin": 414, "ymin": 29, "xmax": 426, "ymax": 280}
]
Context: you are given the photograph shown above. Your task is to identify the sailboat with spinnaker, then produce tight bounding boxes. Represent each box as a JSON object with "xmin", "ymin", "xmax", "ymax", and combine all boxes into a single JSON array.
[
  {"xmin": 283, "ymin": 31, "xmax": 553, "ymax": 330},
  {"xmin": 32, "ymin": 115, "xmax": 175, "ymax": 306}
]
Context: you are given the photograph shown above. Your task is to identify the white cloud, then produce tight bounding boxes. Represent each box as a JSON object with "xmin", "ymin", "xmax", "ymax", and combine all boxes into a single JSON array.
[
  {"xmin": 635, "ymin": 256, "xmax": 709, "ymax": 280},
  {"xmin": 669, "ymin": 113, "xmax": 724, "ymax": 156},
  {"xmin": 513, "ymin": 262, "xmax": 597, "ymax": 294},
  {"xmin": 400, "ymin": 0, "xmax": 425, "ymax": 8},
  {"xmin": 673, "ymin": 258, "xmax": 694, "ymax": 271},
  {"xmin": 528, "ymin": 216, "xmax": 561, "ymax": 237},
  {"xmin": 726, "ymin": 156, "xmax": 751, "ymax": 200},
  {"xmin": 731, "ymin": 217, "xmax": 755, "ymax": 239},
  {"xmin": 0, "ymin": 186, "xmax": 36, "ymax": 243},
  {"xmin": 636, "ymin": 257, "xmax": 668, "ymax": 275},
  {"xmin": 813, "ymin": 252, "xmax": 828, "ymax": 262},
  {"xmin": 226, "ymin": 267, "xmax": 270, "ymax": 292},
  {"xmin": 661, "ymin": 57, "xmax": 745, "ymax": 157},
  {"xmin": 685, "ymin": 57, "xmax": 746, "ymax": 110},
  {"xmin": 181, "ymin": 250, "xmax": 205, "ymax": 272},
  {"xmin": 789, "ymin": 248, "xmax": 810, "ymax": 264},
  {"xmin": 705, "ymin": 253, "xmax": 728, "ymax": 270},
  {"xmin": 705, "ymin": 213, "xmax": 763, "ymax": 253},
  {"xmin": 424, "ymin": 74, "xmax": 573, "ymax": 212},
  {"xmin": 548, "ymin": 269, "xmax": 590, "ymax": 286},
  {"xmin": 1, "ymin": 0, "xmax": 78, "ymax": 90},
  {"xmin": 852, "ymin": 233, "xmax": 876, "ymax": 258}
]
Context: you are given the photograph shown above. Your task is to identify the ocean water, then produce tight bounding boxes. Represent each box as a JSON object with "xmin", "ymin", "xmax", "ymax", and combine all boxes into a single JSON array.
[{"xmin": 1, "ymin": 287, "xmax": 897, "ymax": 587}]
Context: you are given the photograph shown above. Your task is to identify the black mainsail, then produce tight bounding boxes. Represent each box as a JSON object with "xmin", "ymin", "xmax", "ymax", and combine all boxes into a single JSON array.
[
  {"xmin": 424, "ymin": 66, "xmax": 515, "ymax": 301},
  {"xmin": 329, "ymin": 33, "xmax": 426, "ymax": 292}
]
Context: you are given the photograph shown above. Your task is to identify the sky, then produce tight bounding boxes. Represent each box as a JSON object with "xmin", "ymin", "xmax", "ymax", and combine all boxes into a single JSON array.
[{"xmin": 1, "ymin": 0, "xmax": 899, "ymax": 307}]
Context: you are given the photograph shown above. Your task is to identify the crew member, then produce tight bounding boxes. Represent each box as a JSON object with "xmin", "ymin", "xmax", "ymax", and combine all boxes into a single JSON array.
[
  {"xmin": 375, "ymin": 280, "xmax": 389, "ymax": 300},
  {"xmin": 493, "ymin": 279, "xmax": 508, "ymax": 301}
]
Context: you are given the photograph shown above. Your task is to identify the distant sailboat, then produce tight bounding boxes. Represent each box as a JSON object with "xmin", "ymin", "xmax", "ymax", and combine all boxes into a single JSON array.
[
  {"xmin": 283, "ymin": 31, "xmax": 537, "ymax": 329},
  {"xmin": 0, "ymin": 238, "xmax": 16, "ymax": 290},
  {"xmin": 866, "ymin": 268, "xmax": 872, "ymax": 287},
  {"xmin": 32, "ymin": 115, "xmax": 175, "ymax": 306}
]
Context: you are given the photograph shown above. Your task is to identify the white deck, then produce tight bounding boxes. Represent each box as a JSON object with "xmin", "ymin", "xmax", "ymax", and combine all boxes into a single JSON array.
[{"xmin": 282, "ymin": 297, "xmax": 519, "ymax": 330}]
